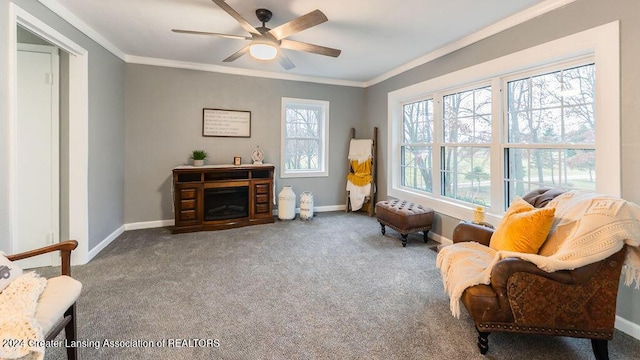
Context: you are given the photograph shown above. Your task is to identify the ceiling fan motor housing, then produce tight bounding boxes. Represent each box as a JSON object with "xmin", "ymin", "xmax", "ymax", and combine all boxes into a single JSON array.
[{"xmin": 255, "ymin": 8, "xmax": 273, "ymax": 25}]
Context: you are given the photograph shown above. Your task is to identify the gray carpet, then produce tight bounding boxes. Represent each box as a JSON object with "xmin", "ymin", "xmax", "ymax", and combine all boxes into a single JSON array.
[{"xmin": 40, "ymin": 212, "xmax": 640, "ymax": 359}]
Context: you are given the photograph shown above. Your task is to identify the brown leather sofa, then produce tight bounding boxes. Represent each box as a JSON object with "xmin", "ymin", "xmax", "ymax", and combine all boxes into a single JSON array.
[{"xmin": 452, "ymin": 188, "xmax": 626, "ymax": 360}]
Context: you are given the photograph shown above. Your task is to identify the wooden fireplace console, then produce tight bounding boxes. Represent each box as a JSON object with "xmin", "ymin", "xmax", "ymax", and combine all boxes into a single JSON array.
[{"xmin": 172, "ymin": 164, "xmax": 274, "ymax": 233}]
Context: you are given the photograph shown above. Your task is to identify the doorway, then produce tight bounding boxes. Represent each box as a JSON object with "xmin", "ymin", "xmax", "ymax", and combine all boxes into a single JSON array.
[
  {"xmin": 10, "ymin": 4, "xmax": 90, "ymax": 265},
  {"xmin": 14, "ymin": 41, "xmax": 60, "ymax": 268}
]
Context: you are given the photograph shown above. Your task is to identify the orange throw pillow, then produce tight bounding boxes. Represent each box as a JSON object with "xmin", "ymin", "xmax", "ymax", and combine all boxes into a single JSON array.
[{"xmin": 489, "ymin": 197, "xmax": 556, "ymax": 253}]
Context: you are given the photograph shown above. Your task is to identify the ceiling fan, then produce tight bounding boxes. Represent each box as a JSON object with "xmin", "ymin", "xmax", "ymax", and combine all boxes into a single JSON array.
[{"xmin": 172, "ymin": 0, "xmax": 341, "ymax": 70}]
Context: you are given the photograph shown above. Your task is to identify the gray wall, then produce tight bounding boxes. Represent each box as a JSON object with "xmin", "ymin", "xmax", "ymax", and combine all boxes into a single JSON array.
[
  {"xmin": 87, "ymin": 41, "xmax": 125, "ymax": 249},
  {"xmin": 365, "ymin": 0, "xmax": 640, "ymax": 326},
  {"xmin": 124, "ymin": 64, "xmax": 364, "ymax": 223},
  {"xmin": 0, "ymin": 0, "xmax": 125, "ymax": 252}
]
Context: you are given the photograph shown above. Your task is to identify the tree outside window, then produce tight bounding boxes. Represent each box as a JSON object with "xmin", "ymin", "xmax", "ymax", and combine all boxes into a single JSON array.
[
  {"xmin": 281, "ymin": 98, "xmax": 329, "ymax": 178},
  {"xmin": 442, "ymin": 86, "xmax": 492, "ymax": 206},
  {"xmin": 505, "ymin": 63, "xmax": 595, "ymax": 204},
  {"xmin": 401, "ymin": 99, "xmax": 433, "ymax": 192},
  {"xmin": 396, "ymin": 64, "xmax": 594, "ymax": 209}
]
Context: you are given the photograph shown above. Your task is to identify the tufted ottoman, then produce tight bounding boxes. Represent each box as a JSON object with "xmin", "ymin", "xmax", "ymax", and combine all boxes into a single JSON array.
[{"xmin": 375, "ymin": 200, "xmax": 434, "ymax": 247}]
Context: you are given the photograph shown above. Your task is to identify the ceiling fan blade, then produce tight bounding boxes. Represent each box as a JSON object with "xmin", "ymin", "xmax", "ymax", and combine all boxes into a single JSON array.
[
  {"xmin": 211, "ymin": 0, "xmax": 260, "ymax": 35},
  {"xmin": 172, "ymin": 29, "xmax": 251, "ymax": 41},
  {"xmin": 268, "ymin": 9, "xmax": 328, "ymax": 40},
  {"xmin": 278, "ymin": 52, "xmax": 295, "ymax": 70},
  {"xmin": 280, "ymin": 39, "xmax": 341, "ymax": 58},
  {"xmin": 223, "ymin": 46, "xmax": 250, "ymax": 62}
]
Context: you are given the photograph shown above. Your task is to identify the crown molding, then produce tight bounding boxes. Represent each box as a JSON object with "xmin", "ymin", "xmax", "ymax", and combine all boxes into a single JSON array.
[
  {"xmin": 37, "ymin": 0, "xmax": 576, "ymax": 88},
  {"xmin": 37, "ymin": 0, "xmax": 126, "ymax": 61},
  {"xmin": 125, "ymin": 55, "xmax": 366, "ymax": 87},
  {"xmin": 37, "ymin": 0, "xmax": 363, "ymax": 86},
  {"xmin": 364, "ymin": 0, "xmax": 578, "ymax": 87}
]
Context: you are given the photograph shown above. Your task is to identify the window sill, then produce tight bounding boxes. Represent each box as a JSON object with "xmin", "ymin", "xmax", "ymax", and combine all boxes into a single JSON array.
[
  {"xmin": 388, "ymin": 186, "xmax": 501, "ymax": 226},
  {"xmin": 280, "ymin": 171, "xmax": 329, "ymax": 179}
]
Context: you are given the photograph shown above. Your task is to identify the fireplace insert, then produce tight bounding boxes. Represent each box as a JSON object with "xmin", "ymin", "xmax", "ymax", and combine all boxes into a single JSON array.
[{"xmin": 204, "ymin": 186, "xmax": 249, "ymax": 221}]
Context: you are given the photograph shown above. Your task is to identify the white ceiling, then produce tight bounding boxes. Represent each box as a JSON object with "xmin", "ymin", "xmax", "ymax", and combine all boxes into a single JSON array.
[{"xmin": 50, "ymin": 0, "xmax": 547, "ymax": 84}]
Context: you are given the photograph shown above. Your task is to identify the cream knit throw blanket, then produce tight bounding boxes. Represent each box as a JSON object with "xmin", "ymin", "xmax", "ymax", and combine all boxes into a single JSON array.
[
  {"xmin": 437, "ymin": 191, "xmax": 640, "ymax": 318},
  {"xmin": 0, "ymin": 272, "xmax": 47, "ymax": 360}
]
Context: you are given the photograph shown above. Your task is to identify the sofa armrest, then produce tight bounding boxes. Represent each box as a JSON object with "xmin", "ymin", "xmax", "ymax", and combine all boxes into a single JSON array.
[
  {"xmin": 452, "ymin": 222, "xmax": 494, "ymax": 246},
  {"xmin": 491, "ymin": 249, "xmax": 626, "ymax": 290},
  {"xmin": 6, "ymin": 240, "xmax": 78, "ymax": 276},
  {"xmin": 490, "ymin": 257, "xmax": 577, "ymax": 290},
  {"xmin": 488, "ymin": 249, "xmax": 626, "ymax": 328}
]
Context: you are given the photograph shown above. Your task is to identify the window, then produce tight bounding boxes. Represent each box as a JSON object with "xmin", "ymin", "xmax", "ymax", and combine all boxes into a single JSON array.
[
  {"xmin": 281, "ymin": 98, "xmax": 329, "ymax": 178},
  {"xmin": 401, "ymin": 99, "xmax": 434, "ymax": 192},
  {"xmin": 387, "ymin": 22, "xmax": 619, "ymax": 222},
  {"xmin": 442, "ymin": 85, "xmax": 492, "ymax": 206},
  {"xmin": 504, "ymin": 64, "xmax": 595, "ymax": 205}
]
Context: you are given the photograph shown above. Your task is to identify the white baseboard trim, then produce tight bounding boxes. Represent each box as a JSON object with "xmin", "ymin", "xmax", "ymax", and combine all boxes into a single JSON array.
[
  {"xmin": 123, "ymin": 206, "xmax": 348, "ymax": 231},
  {"xmin": 311, "ymin": 205, "xmax": 347, "ymax": 212},
  {"xmin": 615, "ymin": 315, "xmax": 640, "ymax": 340},
  {"xmin": 123, "ymin": 206, "xmax": 349, "ymax": 231},
  {"xmin": 429, "ymin": 232, "xmax": 452, "ymax": 245},
  {"xmin": 86, "ymin": 220, "xmax": 174, "ymax": 262},
  {"xmin": 124, "ymin": 219, "xmax": 175, "ymax": 231},
  {"xmin": 87, "ymin": 225, "xmax": 124, "ymax": 262},
  {"xmin": 273, "ymin": 205, "xmax": 347, "ymax": 215}
]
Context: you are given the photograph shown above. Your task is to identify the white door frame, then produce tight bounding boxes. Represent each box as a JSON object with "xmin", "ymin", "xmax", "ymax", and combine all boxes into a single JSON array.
[{"xmin": 9, "ymin": 4, "xmax": 89, "ymax": 265}]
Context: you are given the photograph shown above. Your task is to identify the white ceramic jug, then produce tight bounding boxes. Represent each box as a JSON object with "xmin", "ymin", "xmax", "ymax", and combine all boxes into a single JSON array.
[
  {"xmin": 299, "ymin": 191, "xmax": 314, "ymax": 220},
  {"xmin": 278, "ymin": 185, "xmax": 296, "ymax": 220}
]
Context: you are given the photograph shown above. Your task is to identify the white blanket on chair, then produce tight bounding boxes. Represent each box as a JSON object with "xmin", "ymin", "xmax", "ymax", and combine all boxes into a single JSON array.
[
  {"xmin": 0, "ymin": 272, "xmax": 47, "ymax": 360},
  {"xmin": 437, "ymin": 191, "xmax": 640, "ymax": 318}
]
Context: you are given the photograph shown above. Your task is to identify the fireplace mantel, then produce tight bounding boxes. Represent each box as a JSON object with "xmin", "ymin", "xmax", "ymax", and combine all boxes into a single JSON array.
[{"xmin": 172, "ymin": 164, "xmax": 274, "ymax": 233}]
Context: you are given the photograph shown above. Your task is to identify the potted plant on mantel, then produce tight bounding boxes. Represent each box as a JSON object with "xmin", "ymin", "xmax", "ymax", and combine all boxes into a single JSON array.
[{"xmin": 190, "ymin": 150, "xmax": 207, "ymax": 167}]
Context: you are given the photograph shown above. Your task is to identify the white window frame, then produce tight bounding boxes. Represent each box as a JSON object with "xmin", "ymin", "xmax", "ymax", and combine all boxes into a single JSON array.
[
  {"xmin": 501, "ymin": 59, "xmax": 596, "ymax": 206},
  {"xmin": 281, "ymin": 97, "xmax": 330, "ymax": 178},
  {"xmin": 387, "ymin": 21, "xmax": 620, "ymax": 224}
]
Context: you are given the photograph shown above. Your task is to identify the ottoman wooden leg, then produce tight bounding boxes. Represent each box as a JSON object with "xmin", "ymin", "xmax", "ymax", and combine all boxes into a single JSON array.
[
  {"xmin": 380, "ymin": 223, "xmax": 386, "ymax": 235},
  {"xmin": 423, "ymin": 231, "xmax": 428, "ymax": 243},
  {"xmin": 401, "ymin": 234, "xmax": 408, "ymax": 247}
]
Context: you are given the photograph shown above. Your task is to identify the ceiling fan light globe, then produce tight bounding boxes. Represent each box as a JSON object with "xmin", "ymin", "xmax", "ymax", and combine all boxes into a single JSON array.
[{"xmin": 249, "ymin": 43, "xmax": 278, "ymax": 60}]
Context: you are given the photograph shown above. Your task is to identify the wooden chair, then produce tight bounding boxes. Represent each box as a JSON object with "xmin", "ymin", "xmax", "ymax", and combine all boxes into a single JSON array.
[
  {"xmin": 7, "ymin": 240, "xmax": 81, "ymax": 360},
  {"xmin": 346, "ymin": 127, "xmax": 377, "ymax": 216}
]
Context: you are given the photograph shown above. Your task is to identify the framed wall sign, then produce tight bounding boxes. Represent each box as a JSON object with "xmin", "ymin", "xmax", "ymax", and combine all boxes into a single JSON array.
[{"xmin": 203, "ymin": 108, "xmax": 251, "ymax": 137}]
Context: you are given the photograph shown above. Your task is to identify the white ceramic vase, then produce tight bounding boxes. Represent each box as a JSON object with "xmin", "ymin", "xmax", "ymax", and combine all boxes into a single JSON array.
[
  {"xmin": 278, "ymin": 185, "xmax": 296, "ymax": 220},
  {"xmin": 299, "ymin": 191, "xmax": 314, "ymax": 220},
  {"xmin": 193, "ymin": 159, "xmax": 204, "ymax": 166}
]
